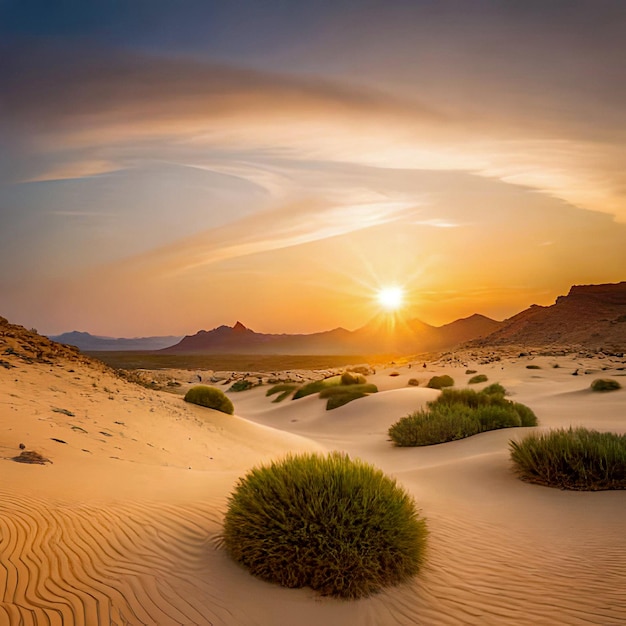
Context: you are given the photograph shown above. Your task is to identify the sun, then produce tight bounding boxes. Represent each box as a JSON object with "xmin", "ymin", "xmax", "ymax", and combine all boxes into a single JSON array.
[{"xmin": 376, "ymin": 286, "xmax": 405, "ymax": 311}]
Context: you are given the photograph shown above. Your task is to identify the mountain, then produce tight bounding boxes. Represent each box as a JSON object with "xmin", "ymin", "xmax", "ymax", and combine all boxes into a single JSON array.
[
  {"xmin": 49, "ymin": 331, "xmax": 183, "ymax": 351},
  {"xmin": 162, "ymin": 314, "xmax": 501, "ymax": 355},
  {"xmin": 468, "ymin": 282, "xmax": 626, "ymax": 352}
]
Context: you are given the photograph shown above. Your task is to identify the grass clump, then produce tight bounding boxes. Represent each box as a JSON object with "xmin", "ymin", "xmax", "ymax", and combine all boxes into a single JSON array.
[
  {"xmin": 408, "ymin": 378, "xmax": 419, "ymax": 386},
  {"xmin": 426, "ymin": 375, "xmax": 454, "ymax": 390},
  {"xmin": 468, "ymin": 374, "xmax": 488, "ymax": 384},
  {"xmin": 465, "ymin": 369, "xmax": 477, "ymax": 375},
  {"xmin": 510, "ymin": 428, "xmax": 626, "ymax": 490},
  {"xmin": 341, "ymin": 371, "xmax": 366, "ymax": 385},
  {"xmin": 526, "ymin": 364, "xmax": 541, "ymax": 370},
  {"xmin": 293, "ymin": 377, "xmax": 340, "ymax": 399},
  {"xmin": 319, "ymin": 383, "xmax": 378, "ymax": 410},
  {"xmin": 590, "ymin": 378, "xmax": 622, "ymax": 392},
  {"xmin": 222, "ymin": 452, "xmax": 427, "ymax": 598},
  {"xmin": 389, "ymin": 387, "xmax": 537, "ymax": 447},
  {"xmin": 481, "ymin": 382, "xmax": 507, "ymax": 397},
  {"xmin": 266, "ymin": 383, "xmax": 297, "ymax": 402},
  {"xmin": 184, "ymin": 385, "xmax": 234, "ymax": 414},
  {"xmin": 228, "ymin": 380, "xmax": 254, "ymax": 392}
]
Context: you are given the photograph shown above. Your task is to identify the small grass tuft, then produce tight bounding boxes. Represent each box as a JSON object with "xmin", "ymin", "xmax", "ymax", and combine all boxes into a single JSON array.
[
  {"xmin": 319, "ymin": 383, "xmax": 378, "ymax": 410},
  {"xmin": 590, "ymin": 378, "xmax": 622, "ymax": 392},
  {"xmin": 222, "ymin": 452, "xmax": 427, "ymax": 598},
  {"xmin": 526, "ymin": 364, "xmax": 541, "ymax": 370},
  {"xmin": 408, "ymin": 378, "xmax": 420, "ymax": 386},
  {"xmin": 228, "ymin": 380, "xmax": 255, "ymax": 392},
  {"xmin": 468, "ymin": 374, "xmax": 488, "ymax": 384},
  {"xmin": 510, "ymin": 428, "xmax": 626, "ymax": 490},
  {"xmin": 341, "ymin": 371, "xmax": 366, "ymax": 385},
  {"xmin": 293, "ymin": 377, "xmax": 340, "ymax": 399},
  {"xmin": 426, "ymin": 375, "xmax": 454, "ymax": 390},
  {"xmin": 266, "ymin": 383, "xmax": 297, "ymax": 402},
  {"xmin": 184, "ymin": 385, "xmax": 234, "ymax": 414}
]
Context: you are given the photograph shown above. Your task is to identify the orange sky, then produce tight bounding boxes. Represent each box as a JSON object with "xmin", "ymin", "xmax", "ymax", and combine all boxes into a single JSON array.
[{"xmin": 1, "ymin": 2, "xmax": 625, "ymax": 336}]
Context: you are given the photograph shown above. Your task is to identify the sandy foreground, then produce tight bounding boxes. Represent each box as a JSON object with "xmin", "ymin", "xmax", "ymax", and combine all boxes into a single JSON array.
[{"xmin": 1, "ymin": 341, "xmax": 625, "ymax": 625}]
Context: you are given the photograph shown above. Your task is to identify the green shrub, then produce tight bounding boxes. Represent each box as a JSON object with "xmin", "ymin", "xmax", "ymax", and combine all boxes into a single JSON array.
[
  {"xmin": 319, "ymin": 383, "xmax": 378, "ymax": 398},
  {"xmin": 293, "ymin": 378, "xmax": 340, "ymax": 399},
  {"xmin": 426, "ymin": 375, "xmax": 454, "ymax": 390},
  {"xmin": 510, "ymin": 428, "xmax": 626, "ymax": 490},
  {"xmin": 389, "ymin": 406, "xmax": 480, "ymax": 446},
  {"xmin": 341, "ymin": 371, "xmax": 366, "ymax": 385},
  {"xmin": 266, "ymin": 383, "xmax": 297, "ymax": 403},
  {"xmin": 465, "ymin": 369, "xmax": 477, "ymax": 375},
  {"xmin": 228, "ymin": 380, "xmax": 254, "ymax": 392},
  {"xmin": 481, "ymin": 382, "xmax": 507, "ymax": 397},
  {"xmin": 408, "ymin": 378, "xmax": 419, "ymax": 386},
  {"xmin": 468, "ymin": 374, "xmax": 488, "ymax": 384},
  {"xmin": 388, "ymin": 387, "xmax": 536, "ymax": 446},
  {"xmin": 590, "ymin": 378, "xmax": 622, "ymax": 392},
  {"xmin": 320, "ymin": 383, "xmax": 378, "ymax": 410},
  {"xmin": 222, "ymin": 452, "xmax": 427, "ymax": 598},
  {"xmin": 511, "ymin": 402, "xmax": 538, "ymax": 427},
  {"xmin": 184, "ymin": 385, "xmax": 234, "ymax": 414}
]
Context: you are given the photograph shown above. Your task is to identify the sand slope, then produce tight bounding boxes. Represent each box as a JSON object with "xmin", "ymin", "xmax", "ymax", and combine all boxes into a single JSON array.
[{"xmin": 1, "ymin": 329, "xmax": 625, "ymax": 625}]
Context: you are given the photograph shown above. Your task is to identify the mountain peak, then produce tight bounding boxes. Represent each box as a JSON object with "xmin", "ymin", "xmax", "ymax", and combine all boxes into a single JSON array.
[{"xmin": 232, "ymin": 321, "xmax": 249, "ymax": 332}]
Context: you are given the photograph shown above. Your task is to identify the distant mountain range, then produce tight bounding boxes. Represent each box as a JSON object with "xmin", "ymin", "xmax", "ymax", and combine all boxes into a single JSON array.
[
  {"xmin": 159, "ymin": 314, "xmax": 501, "ymax": 355},
  {"xmin": 48, "ymin": 331, "xmax": 183, "ymax": 351},
  {"xmin": 49, "ymin": 282, "xmax": 626, "ymax": 355}
]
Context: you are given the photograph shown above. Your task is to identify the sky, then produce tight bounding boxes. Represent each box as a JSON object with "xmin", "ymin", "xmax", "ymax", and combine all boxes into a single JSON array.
[{"xmin": 1, "ymin": 0, "xmax": 625, "ymax": 336}]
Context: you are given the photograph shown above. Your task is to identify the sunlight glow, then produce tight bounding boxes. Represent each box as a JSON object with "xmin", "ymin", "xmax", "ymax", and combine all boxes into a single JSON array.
[{"xmin": 376, "ymin": 286, "xmax": 405, "ymax": 311}]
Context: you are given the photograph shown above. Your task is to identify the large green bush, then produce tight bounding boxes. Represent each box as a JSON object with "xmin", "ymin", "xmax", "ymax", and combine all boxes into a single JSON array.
[
  {"xmin": 222, "ymin": 452, "xmax": 427, "ymax": 598},
  {"xmin": 590, "ymin": 378, "xmax": 622, "ymax": 392},
  {"xmin": 510, "ymin": 428, "xmax": 626, "ymax": 490},
  {"xmin": 426, "ymin": 375, "xmax": 454, "ymax": 390},
  {"xmin": 184, "ymin": 385, "xmax": 234, "ymax": 414},
  {"xmin": 388, "ymin": 387, "xmax": 537, "ymax": 446}
]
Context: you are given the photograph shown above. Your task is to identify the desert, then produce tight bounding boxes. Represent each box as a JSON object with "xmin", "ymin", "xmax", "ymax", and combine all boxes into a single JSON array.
[{"xmin": 1, "ymin": 315, "xmax": 625, "ymax": 625}]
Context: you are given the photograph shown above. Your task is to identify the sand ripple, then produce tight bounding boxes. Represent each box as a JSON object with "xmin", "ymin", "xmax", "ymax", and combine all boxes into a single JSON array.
[{"xmin": 0, "ymin": 490, "xmax": 231, "ymax": 626}]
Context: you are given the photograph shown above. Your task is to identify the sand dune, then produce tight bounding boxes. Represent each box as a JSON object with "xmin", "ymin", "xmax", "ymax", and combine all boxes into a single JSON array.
[{"xmin": 1, "ymin": 334, "xmax": 625, "ymax": 624}]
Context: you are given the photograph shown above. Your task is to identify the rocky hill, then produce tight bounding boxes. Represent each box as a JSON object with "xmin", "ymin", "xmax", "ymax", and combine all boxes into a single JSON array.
[{"xmin": 469, "ymin": 282, "xmax": 626, "ymax": 353}]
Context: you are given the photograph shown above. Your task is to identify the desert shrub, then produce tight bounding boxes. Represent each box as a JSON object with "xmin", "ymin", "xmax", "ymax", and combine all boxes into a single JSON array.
[
  {"xmin": 510, "ymin": 428, "xmax": 626, "ymax": 490},
  {"xmin": 389, "ymin": 371, "xmax": 400, "ymax": 377},
  {"xmin": 474, "ymin": 404, "xmax": 521, "ymax": 430},
  {"xmin": 389, "ymin": 387, "xmax": 536, "ymax": 446},
  {"xmin": 468, "ymin": 374, "xmax": 488, "ymax": 384},
  {"xmin": 184, "ymin": 385, "xmax": 234, "ymax": 414},
  {"xmin": 341, "ymin": 371, "xmax": 366, "ymax": 385},
  {"xmin": 426, "ymin": 375, "xmax": 454, "ymax": 390},
  {"xmin": 526, "ymin": 364, "xmax": 541, "ymax": 370},
  {"xmin": 292, "ymin": 377, "xmax": 341, "ymax": 399},
  {"xmin": 408, "ymin": 378, "xmax": 419, "ymax": 386},
  {"xmin": 511, "ymin": 402, "xmax": 538, "ymax": 427},
  {"xmin": 481, "ymin": 382, "xmax": 507, "ymax": 397},
  {"xmin": 465, "ymin": 369, "xmax": 477, "ymax": 375},
  {"xmin": 348, "ymin": 365, "xmax": 373, "ymax": 375},
  {"xmin": 320, "ymin": 383, "xmax": 378, "ymax": 410},
  {"xmin": 222, "ymin": 452, "xmax": 427, "ymax": 598},
  {"xmin": 389, "ymin": 406, "xmax": 480, "ymax": 446},
  {"xmin": 228, "ymin": 380, "xmax": 254, "ymax": 392},
  {"xmin": 590, "ymin": 378, "xmax": 622, "ymax": 392},
  {"xmin": 266, "ymin": 383, "xmax": 297, "ymax": 403}
]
